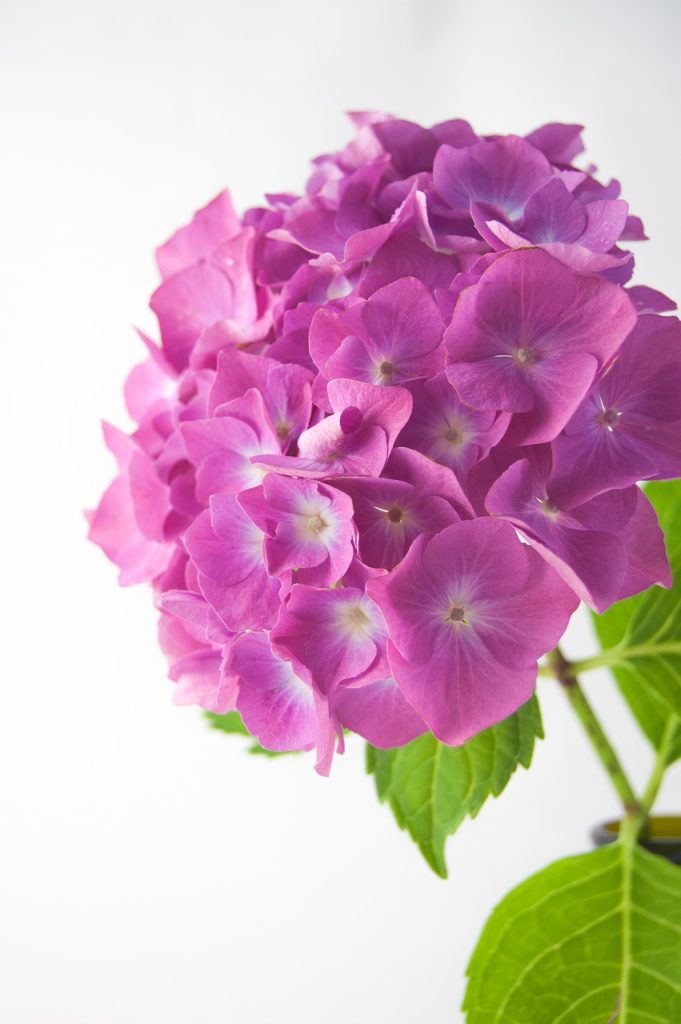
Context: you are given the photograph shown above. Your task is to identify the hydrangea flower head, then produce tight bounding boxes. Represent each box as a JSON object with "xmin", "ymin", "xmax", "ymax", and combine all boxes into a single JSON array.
[{"xmin": 89, "ymin": 113, "xmax": 678, "ymax": 773}]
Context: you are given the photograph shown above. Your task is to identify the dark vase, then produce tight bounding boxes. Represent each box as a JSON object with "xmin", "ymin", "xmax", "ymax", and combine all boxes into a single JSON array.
[{"xmin": 592, "ymin": 815, "xmax": 681, "ymax": 865}]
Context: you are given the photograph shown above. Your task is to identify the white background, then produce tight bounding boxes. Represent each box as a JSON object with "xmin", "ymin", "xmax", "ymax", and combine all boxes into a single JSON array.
[{"xmin": 2, "ymin": 1, "xmax": 681, "ymax": 1021}]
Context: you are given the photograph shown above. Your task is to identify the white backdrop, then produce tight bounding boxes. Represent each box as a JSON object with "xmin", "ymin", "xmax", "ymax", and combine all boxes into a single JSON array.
[{"xmin": 2, "ymin": 1, "xmax": 680, "ymax": 1021}]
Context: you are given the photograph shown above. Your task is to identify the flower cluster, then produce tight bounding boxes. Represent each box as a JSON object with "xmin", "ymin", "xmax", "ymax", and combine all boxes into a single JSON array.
[{"xmin": 89, "ymin": 113, "xmax": 679, "ymax": 773}]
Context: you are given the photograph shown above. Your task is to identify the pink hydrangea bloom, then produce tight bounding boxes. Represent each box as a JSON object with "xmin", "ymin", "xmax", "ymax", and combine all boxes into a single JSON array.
[
  {"xmin": 366, "ymin": 518, "xmax": 579, "ymax": 744},
  {"xmin": 89, "ymin": 112, "xmax": 677, "ymax": 773}
]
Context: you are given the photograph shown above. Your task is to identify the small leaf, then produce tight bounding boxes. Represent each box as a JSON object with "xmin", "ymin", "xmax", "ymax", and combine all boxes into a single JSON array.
[
  {"xmin": 205, "ymin": 711, "xmax": 250, "ymax": 736},
  {"xmin": 366, "ymin": 696, "xmax": 542, "ymax": 878},
  {"xmin": 204, "ymin": 711, "xmax": 296, "ymax": 757},
  {"xmin": 464, "ymin": 842, "xmax": 681, "ymax": 1023},
  {"xmin": 592, "ymin": 480, "xmax": 681, "ymax": 762}
]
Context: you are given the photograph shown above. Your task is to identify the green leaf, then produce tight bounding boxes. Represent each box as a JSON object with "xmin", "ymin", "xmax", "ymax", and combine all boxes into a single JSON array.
[
  {"xmin": 617, "ymin": 680, "xmax": 681, "ymax": 766},
  {"xmin": 464, "ymin": 842, "xmax": 681, "ymax": 1024},
  {"xmin": 205, "ymin": 711, "xmax": 250, "ymax": 736},
  {"xmin": 204, "ymin": 711, "xmax": 296, "ymax": 757},
  {"xmin": 591, "ymin": 480, "xmax": 681, "ymax": 763},
  {"xmin": 366, "ymin": 696, "xmax": 542, "ymax": 878}
]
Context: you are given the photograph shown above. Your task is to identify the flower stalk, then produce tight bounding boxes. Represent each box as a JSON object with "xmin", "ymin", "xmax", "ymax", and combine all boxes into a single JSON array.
[
  {"xmin": 547, "ymin": 646, "xmax": 681, "ymax": 846},
  {"xmin": 547, "ymin": 647, "xmax": 641, "ymax": 816}
]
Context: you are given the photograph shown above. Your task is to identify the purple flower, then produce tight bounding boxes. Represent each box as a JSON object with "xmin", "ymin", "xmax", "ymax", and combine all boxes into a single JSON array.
[
  {"xmin": 208, "ymin": 348, "xmax": 314, "ymax": 447},
  {"xmin": 485, "ymin": 448, "xmax": 640, "ymax": 611},
  {"xmin": 87, "ymin": 423, "xmax": 173, "ymax": 585},
  {"xmin": 473, "ymin": 177, "xmax": 632, "ymax": 276},
  {"xmin": 255, "ymin": 378, "xmax": 412, "ymax": 478},
  {"xmin": 332, "ymin": 474, "xmax": 459, "ymax": 570},
  {"xmin": 181, "ymin": 389, "xmax": 281, "ymax": 501},
  {"xmin": 155, "ymin": 190, "xmax": 241, "ymax": 280},
  {"xmin": 550, "ymin": 314, "xmax": 681, "ymax": 505},
  {"xmin": 433, "ymin": 136, "xmax": 555, "ymax": 222},
  {"xmin": 271, "ymin": 585, "xmax": 388, "ymax": 695},
  {"xmin": 445, "ymin": 248, "xmax": 637, "ymax": 445},
  {"xmin": 357, "ymin": 233, "xmax": 460, "ymax": 297},
  {"xmin": 367, "ymin": 519, "xmax": 579, "ymax": 744},
  {"xmin": 398, "ymin": 372, "xmax": 509, "ymax": 478},
  {"xmin": 310, "ymin": 277, "xmax": 445, "ymax": 386},
  {"xmin": 89, "ymin": 112, "xmax": 675, "ymax": 770},
  {"xmin": 151, "ymin": 228, "xmax": 268, "ymax": 372},
  {"xmin": 333, "ymin": 676, "xmax": 427, "ymax": 749},
  {"xmin": 184, "ymin": 494, "xmax": 282, "ymax": 632},
  {"xmin": 238, "ymin": 475, "xmax": 356, "ymax": 586},
  {"xmin": 157, "ymin": 594, "xmax": 235, "ymax": 714},
  {"xmin": 229, "ymin": 632, "xmax": 319, "ymax": 753}
]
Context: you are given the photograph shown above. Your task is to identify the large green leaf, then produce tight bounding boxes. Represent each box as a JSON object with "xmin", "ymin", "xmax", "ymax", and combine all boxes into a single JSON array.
[
  {"xmin": 464, "ymin": 842, "xmax": 681, "ymax": 1023},
  {"xmin": 591, "ymin": 481, "xmax": 681, "ymax": 763},
  {"xmin": 366, "ymin": 696, "xmax": 542, "ymax": 878}
]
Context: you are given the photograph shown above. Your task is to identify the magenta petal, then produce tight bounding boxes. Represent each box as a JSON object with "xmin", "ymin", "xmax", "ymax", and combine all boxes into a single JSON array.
[
  {"xmin": 358, "ymin": 234, "xmax": 459, "ymax": 297},
  {"xmin": 501, "ymin": 351, "xmax": 599, "ymax": 446},
  {"xmin": 627, "ymin": 287, "xmax": 677, "ymax": 314},
  {"xmin": 485, "ymin": 457, "xmax": 633, "ymax": 611},
  {"xmin": 335, "ymin": 677, "xmax": 427, "ymax": 747},
  {"xmin": 286, "ymin": 422, "xmax": 389, "ymax": 478},
  {"xmin": 354, "ymin": 277, "xmax": 445, "ymax": 381},
  {"xmin": 87, "ymin": 474, "xmax": 171, "ymax": 585},
  {"xmin": 181, "ymin": 389, "xmax": 280, "ymax": 500},
  {"xmin": 520, "ymin": 529, "xmax": 627, "ymax": 613},
  {"xmin": 309, "ymin": 305, "xmax": 353, "ymax": 376},
  {"xmin": 434, "ymin": 136, "xmax": 553, "ymax": 220},
  {"xmin": 160, "ymin": 589, "xmax": 232, "ymax": 646},
  {"xmin": 367, "ymin": 519, "xmax": 577, "ymax": 743},
  {"xmin": 198, "ymin": 566, "xmax": 281, "ymax": 633},
  {"xmin": 332, "ymin": 475, "xmax": 459, "ymax": 570},
  {"xmin": 156, "ymin": 190, "xmax": 241, "ymax": 280},
  {"xmin": 551, "ymin": 314, "xmax": 681, "ymax": 504},
  {"xmin": 185, "ymin": 505, "xmax": 254, "ymax": 587},
  {"xmin": 170, "ymin": 648, "xmax": 237, "ymax": 715},
  {"xmin": 579, "ymin": 200, "xmax": 629, "ymax": 252},
  {"xmin": 88, "ymin": 424, "xmax": 171, "ymax": 585},
  {"xmin": 400, "ymin": 373, "xmax": 510, "ymax": 476},
  {"xmin": 384, "ymin": 446, "xmax": 475, "ymax": 518},
  {"xmin": 371, "ymin": 118, "xmax": 439, "ymax": 176},
  {"xmin": 525, "ymin": 122, "xmax": 584, "ymax": 164},
  {"xmin": 445, "ymin": 249, "xmax": 636, "ymax": 443},
  {"xmin": 150, "ymin": 261, "xmax": 236, "ymax": 371},
  {"xmin": 184, "ymin": 497, "xmax": 281, "ymax": 631},
  {"xmin": 385, "ymin": 636, "xmax": 537, "ymax": 746},
  {"xmin": 209, "ymin": 348, "xmax": 313, "ymax": 444},
  {"xmin": 231, "ymin": 633, "xmax": 318, "ymax": 752},
  {"xmin": 446, "ymin": 356, "xmax": 535, "ymax": 415},
  {"xmin": 128, "ymin": 451, "xmax": 172, "ymax": 542},
  {"xmin": 124, "ymin": 349, "xmax": 175, "ymax": 424},
  {"xmin": 326, "ymin": 378, "xmax": 413, "ymax": 446},
  {"xmin": 239, "ymin": 475, "xmax": 355, "ymax": 585},
  {"xmin": 271, "ymin": 585, "xmax": 388, "ymax": 694},
  {"xmin": 268, "ymin": 378, "xmax": 412, "ymax": 478},
  {"xmin": 520, "ymin": 179, "xmax": 586, "ymax": 243},
  {"xmin": 616, "ymin": 490, "xmax": 672, "ymax": 600}
]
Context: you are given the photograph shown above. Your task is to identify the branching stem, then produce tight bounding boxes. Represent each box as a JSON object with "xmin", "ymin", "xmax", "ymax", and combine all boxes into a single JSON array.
[{"xmin": 545, "ymin": 647, "xmax": 679, "ymax": 846}]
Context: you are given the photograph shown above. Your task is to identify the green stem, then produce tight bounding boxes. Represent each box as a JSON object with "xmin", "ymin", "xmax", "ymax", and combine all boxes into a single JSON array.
[
  {"xmin": 619, "ymin": 717, "xmax": 677, "ymax": 844},
  {"xmin": 571, "ymin": 641, "xmax": 681, "ymax": 676},
  {"xmin": 614, "ymin": 724, "xmax": 667, "ymax": 843},
  {"xmin": 639, "ymin": 716, "xmax": 678, "ymax": 818},
  {"xmin": 547, "ymin": 647, "xmax": 641, "ymax": 816},
  {"xmin": 546, "ymin": 648, "xmax": 680, "ymax": 846}
]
